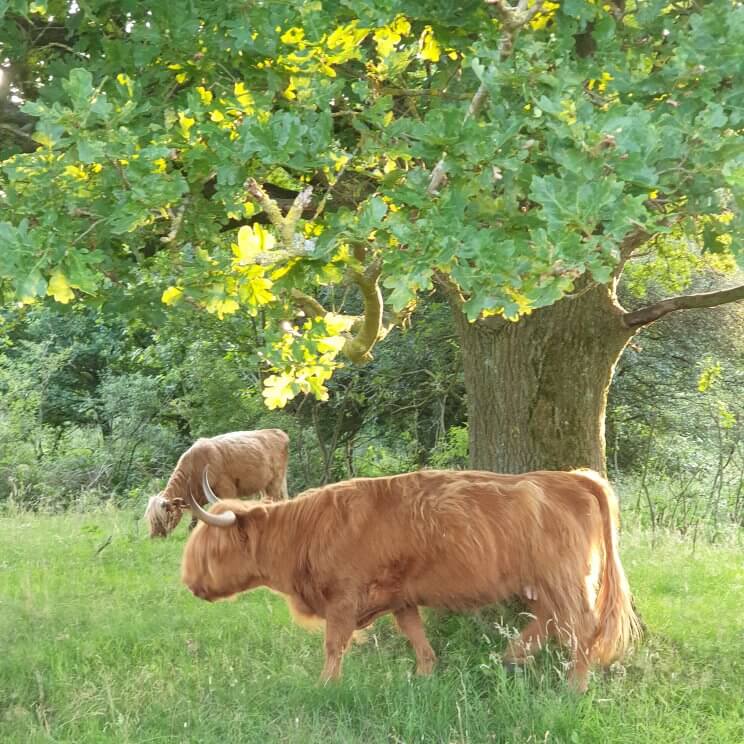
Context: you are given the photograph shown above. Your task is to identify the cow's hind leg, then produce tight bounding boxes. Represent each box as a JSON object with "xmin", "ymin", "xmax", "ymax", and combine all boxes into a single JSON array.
[
  {"xmin": 566, "ymin": 607, "xmax": 597, "ymax": 694},
  {"xmin": 549, "ymin": 589, "xmax": 597, "ymax": 693},
  {"xmin": 394, "ymin": 606, "xmax": 437, "ymax": 675}
]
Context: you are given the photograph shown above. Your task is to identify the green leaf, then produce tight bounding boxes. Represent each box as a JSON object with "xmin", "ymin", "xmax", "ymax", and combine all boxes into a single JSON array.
[
  {"xmin": 76, "ymin": 139, "xmax": 105, "ymax": 164},
  {"xmin": 63, "ymin": 68, "xmax": 94, "ymax": 111},
  {"xmin": 358, "ymin": 197, "xmax": 388, "ymax": 231}
]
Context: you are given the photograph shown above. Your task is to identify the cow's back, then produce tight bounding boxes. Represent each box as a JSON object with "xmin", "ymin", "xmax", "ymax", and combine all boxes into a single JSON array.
[{"xmin": 289, "ymin": 470, "xmax": 600, "ymax": 613}]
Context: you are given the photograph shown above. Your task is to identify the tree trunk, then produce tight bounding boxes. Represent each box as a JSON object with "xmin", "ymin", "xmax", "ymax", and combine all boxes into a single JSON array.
[{"xmin": 452, "ymin": 284, "xmax": 633, "ymax": 475}]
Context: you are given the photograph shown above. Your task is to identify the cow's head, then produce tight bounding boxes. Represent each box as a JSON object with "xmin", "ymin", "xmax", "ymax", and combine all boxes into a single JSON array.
[
  {"xmin": 181, "ymin": 469, "xmax": 267, "ymax": 601},
  {"xmin": 144, "ymin": 493, "xmax": 187, "ymax": 538}
]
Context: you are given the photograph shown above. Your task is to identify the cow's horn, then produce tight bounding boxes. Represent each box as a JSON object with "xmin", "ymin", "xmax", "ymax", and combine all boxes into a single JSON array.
[
  {"xmin": 186, "ymin": 489, "xmax": 236, "ymax": 528},
  {"xmin": 203, "ymin": 466, "xmax": 220, "ymax": 505}
]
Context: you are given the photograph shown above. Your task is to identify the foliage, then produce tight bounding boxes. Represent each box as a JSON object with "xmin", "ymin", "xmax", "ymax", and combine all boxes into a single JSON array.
[
  {"xmin": 2, "ymin": 509, "xmax": 743, "ymax": 742},
  {"xmin": 607, "ymin": 285, "xmax": 744, "ymax": 532},
  {"xmin": 429, "ymin": 425, "xmax": 469, "ymax": 469},
  {"xmin": 0, "ymin": 296, "xmax": 466, "ymax": 503},
  {"xmin": 1, "ymin": 0, "xmax": 742, "ymax": 405}
]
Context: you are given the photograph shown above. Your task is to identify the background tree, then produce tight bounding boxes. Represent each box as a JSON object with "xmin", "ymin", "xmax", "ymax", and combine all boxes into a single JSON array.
[{"xmin": 1, "ymin": 0, "xmax": 742, "ymax": 474}]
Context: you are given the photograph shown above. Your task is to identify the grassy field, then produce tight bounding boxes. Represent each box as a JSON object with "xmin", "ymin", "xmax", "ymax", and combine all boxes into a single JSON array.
[{"xmin": 1, "ymin": 508, "xmax": 743, "ymax": 744}]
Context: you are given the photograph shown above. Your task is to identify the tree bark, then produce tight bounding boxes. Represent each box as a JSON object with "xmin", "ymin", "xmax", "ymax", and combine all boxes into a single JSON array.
[{"xmin": 452, "ymin": 284, "xmax": 633, "ymax": 475}]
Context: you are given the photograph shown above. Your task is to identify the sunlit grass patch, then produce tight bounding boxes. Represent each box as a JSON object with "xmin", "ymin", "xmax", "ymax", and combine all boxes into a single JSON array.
[{"xmin": 1, "ymin": 510, "xmax": 742, "ymax": 742}]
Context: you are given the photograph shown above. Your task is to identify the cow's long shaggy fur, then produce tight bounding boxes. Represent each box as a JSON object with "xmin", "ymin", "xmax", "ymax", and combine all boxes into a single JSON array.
[
  {"xmin": 180, "ymin": 468, "xmax": 640, "ymax": 690},
  {"xmin": 145, "ymin": 429, "xmax": 289, "ymax": 538}
]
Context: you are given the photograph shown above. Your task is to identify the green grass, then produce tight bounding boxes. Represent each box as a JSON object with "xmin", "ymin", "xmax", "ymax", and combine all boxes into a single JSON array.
[{"xmin": 1, "ymin": 508, "xmax": 743, "ymax": 743}]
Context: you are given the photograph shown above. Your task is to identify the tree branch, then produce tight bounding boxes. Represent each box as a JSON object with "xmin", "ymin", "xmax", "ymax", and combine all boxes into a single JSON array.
[
  {"xmin": 290, "ymin": 289, "xmax": 327, "ymax": 318},
  {"xmin": 288, "ymin": 260, "xmax": 389, "ymax": 364},
  {"xmin": 244, "ymin": 178, "xmax": 313, "ymax": 250},
  {"xmin": 433, "ymin": 269, "xmax": 465, "ymax": 308},
  {"xmin": 623, "ymin": 284, "xmax": 744, "ymax": 329},
  {"xmin": 0, "ymin": 122, "xmax": 36, "ymax": 142},
  {"xmin": 159, "ymin": 199, "xmax": 189, "ymax": 245},
  {"xmin": 343, "ymin": 260, "xmax": 384, "ymax": 363},
  {"xmin": 427, "ymin": 0, "xmax": 541, "ymax": 195},
  {"xmin": 612, "ymin": 227, "xmax": 653, "ymax": 282},
  {"xmin": 427, "ymin": 82, "xmax": 490, "ymax": 195}
]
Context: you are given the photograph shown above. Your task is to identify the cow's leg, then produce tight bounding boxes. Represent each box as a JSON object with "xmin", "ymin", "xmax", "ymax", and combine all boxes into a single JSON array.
[
  {"xmin": 188, "ymin": 517, "xmax": 197, "ymax": 531},
  {"xmin": 502, "ymin": 614, "xmax": 551, "ymax": 667},
  {"xmin": 545, "ymin": 586, "xmax": 597, "ymax": 694},
  {"xmin": 566, "ymin": 606, "xmax": 597, "ymax": 694},
  {"xmin": 214, "ymin": 478, "xmax": 238, "ymax": 500},
  {"xmin": 320, "ymin": 608, "xmax": 356, "ymax": 683},
  {"xmin": 394, "ymin": 606, "xmax": 437, "ymax": 675},
  {"xmin": 264, "ymin": 472, "xmax": 288, "ymax": 501}
]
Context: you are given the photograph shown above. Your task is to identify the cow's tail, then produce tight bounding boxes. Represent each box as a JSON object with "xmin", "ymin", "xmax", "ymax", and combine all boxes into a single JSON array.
[{"xmin": 577, "ymin": 470, "xmax": 641, "ymax": 665}]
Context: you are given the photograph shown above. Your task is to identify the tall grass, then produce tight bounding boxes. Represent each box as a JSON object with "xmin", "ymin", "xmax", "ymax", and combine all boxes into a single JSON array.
[{"xmin": 1, "ymin": 508, "xmax": 742, "ymax": 743}]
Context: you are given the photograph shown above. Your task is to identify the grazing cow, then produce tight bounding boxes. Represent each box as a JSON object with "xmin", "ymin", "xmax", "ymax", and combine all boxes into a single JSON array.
[
  {"xmin": 145, "ymin": 429, "xmax": 289, "ymax": 538},
  {"xmin": 180, "ymin": 468, "xmax": 640, "ymax": 691}
]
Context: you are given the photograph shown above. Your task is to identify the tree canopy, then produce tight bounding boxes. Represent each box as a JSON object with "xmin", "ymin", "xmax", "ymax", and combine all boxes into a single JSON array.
[{"xmin": 1, "ymin": 0, "xmax": 742, "ymax": 409}]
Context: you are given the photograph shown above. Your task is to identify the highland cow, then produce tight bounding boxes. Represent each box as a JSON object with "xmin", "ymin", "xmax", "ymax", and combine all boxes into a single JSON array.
[
  {"xmin": 180, "ymin": 468, "xmax": 640, "ymax": 691},
  {"xmin": 145, "ymin": 429, "xmax": 289, "ymax": 538}
]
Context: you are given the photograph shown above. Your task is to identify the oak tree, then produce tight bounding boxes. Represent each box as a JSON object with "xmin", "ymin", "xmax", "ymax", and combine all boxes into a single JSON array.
[{"xmin": 1, "ymin": 0, "xmax": 742, "ymax": 472}]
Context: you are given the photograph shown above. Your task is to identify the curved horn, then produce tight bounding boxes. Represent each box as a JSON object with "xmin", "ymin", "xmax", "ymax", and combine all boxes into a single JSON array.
[
  {"xmin": 203, "ymin": 466, "xmax": 220, "ymax": 505},
  {"xmin": 186, "ymin": 489, "xmax": 236, "ymax": 528}
]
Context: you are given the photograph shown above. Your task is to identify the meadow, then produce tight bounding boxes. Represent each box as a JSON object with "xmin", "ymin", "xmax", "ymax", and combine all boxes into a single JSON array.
[{"xmin": 1, "ymin": 507, "xmax": 742, "ymax": 744}]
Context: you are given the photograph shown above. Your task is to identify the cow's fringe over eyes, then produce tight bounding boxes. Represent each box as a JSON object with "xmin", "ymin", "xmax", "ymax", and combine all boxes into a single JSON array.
[{"xmin": 144, "ymin": 495, "xmax": 182, "ymax": 538}]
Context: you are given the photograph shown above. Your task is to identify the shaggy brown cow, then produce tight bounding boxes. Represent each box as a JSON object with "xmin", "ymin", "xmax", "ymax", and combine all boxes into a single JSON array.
[
  {"xmin": 180, "ymin": 468, "xmax": 640, "ymax": 691},
  {"xmin": 145, "ymin": 429, "xmax": 289, "ymax": 538}
]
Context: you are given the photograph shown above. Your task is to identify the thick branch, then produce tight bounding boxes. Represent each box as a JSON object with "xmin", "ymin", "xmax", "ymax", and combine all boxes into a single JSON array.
[
  {"xmin": 244, "ymin": 178, "xmax": 313, "ymax": 250},
  {"xmin": 290, "ymin": 289, "xmax": 328, "ymax": 318},
  {"xmin": 288, "ymin": 267, "xmax": 385, "ymax": 363},
  {"xmin": 623, "ymin": 284, "xmax": 744, "ymax": 329},
  {"xmin": 612, "ymin": 228, "xmax": 653, "ymax": 283},
  {"xmin": 343, "ymin": 260, "xmax": 383, "ymax": 363},
  {"xmin": 433, "ymin": 269, "xmax": 465, "ymax": 308}
]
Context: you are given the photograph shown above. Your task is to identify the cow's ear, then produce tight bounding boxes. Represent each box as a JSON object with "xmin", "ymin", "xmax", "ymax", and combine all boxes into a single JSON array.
[
  {"xmin": 238, "ymin": 504, "xmax": 269, "ymax": 531},
  {"xmin": 171, "ymin": 497, "xmax": 188, "ymax": 510}
]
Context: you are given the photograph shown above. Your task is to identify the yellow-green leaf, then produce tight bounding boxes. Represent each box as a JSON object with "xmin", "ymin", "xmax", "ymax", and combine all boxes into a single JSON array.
[
  {"xmin": 178, "ymin": 111, "xmax": 196, "ymax": 138},
  {"xmin": 233, "ymin": 223, "xmax": 275, "ymax": 264},
  {"xmin": 324, "ymin": 312, "xmax": 355, "ymax": 335},
  {"xmin": 316, "ymin": 335, "xmax": 346, "ymax": 353},
  {"xmin": 205, "ymin": 297, "xmax": 240, "ymax": 319},
  {"xmin": 64, "ymin": 165, "xmax": 89, "ymax": 180},
  {"xmin": 161, "ymin": 286, "xmax": 183, "ymax": 305},
  {"xmin": 280, "ymin": 27, "xmax": 305, "ymax": 45},
  {"xmin": 195, "ymin": 86, "xmax": 213, "ymax": 105},
  {"xmin": 47, "ymin": 272, "xmax": 75, "ymax": 304},
  {"xmin": 239, "ymin": 273, "xmax": 274, "ymax": 306},
  {"xmin": 419, "ymin": 26, "xmax": 441, "ymax": 62},
  {"xmin": 262, "ymin": 373, "xmax": 296, "ymax": 409}
]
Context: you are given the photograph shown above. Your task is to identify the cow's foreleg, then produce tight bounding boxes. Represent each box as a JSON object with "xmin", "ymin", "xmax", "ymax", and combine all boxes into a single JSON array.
[
  {"xmin": 503, "ymin": 600, "xmax": 552, "ymax": 668},
  {"xmin": 393, "ymin": 606, "xmax": 437, "ymax": 675},
  {"xmin": 320, "ymin": 608, "xmax": 356, "ymax": 683}
]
